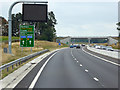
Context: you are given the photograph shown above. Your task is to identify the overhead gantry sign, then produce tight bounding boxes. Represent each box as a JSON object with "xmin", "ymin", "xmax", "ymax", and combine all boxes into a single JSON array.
[{"xmin": 8, "ymin": 1, "xmax": 48, "ymax": 54}]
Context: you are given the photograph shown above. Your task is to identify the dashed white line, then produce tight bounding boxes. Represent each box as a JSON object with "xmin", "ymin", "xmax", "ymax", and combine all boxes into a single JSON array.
[
  {"xmin": 93, "ymin": 77, "xmax": 99, "ymax": 82},
  {"xmin": 71, "ymin": 50, "xmax": 73, "ymax": 55},
  {"xmin": 77, "ymin": 61, "xmax": 79, "ymax": 63},
  {"xmin": 85, "ymin": 69, "xmax": 88, "ymax": 72},
  {"xmin": 71, "ymin": 50, "xmax": 75, "ymax": 60},
  {"xmin": 74, "ymin": 58, "xmax": 77, "ymax": 60},
  {"xmin": 80, "ymin": 64, "xmax": 83, "ymax": 67}
]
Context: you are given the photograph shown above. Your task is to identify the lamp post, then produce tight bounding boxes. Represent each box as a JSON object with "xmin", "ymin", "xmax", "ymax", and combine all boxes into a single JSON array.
[{"xmin": 8, "ymin": 1, "xmax": 48, "ymax": 54}]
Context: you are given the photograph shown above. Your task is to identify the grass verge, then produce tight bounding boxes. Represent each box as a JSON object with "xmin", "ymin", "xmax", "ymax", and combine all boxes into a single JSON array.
[
  {"xmin": 0, "ymin": 36, "xmax": 19, "ymax": 42},
  {"xmin": 0, "ymin": 40, "xmax": 68, "ymax": 79},
  {"xmin": 1, "ymin": 40, "xmax": 68, "ymax": 65},
  {"xmin": 1, "ymin": 52, "xmax": 47, "ymax": 79}
]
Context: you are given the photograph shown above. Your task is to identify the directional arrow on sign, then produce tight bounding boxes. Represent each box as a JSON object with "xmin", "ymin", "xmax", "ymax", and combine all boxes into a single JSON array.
[
  {"xmin": 22, "ymin": 41, "xmax": 24, "ymax": 44},
  {"xmin": 29, "ymin": 40, "xmax": 31, "ymax": 44}
]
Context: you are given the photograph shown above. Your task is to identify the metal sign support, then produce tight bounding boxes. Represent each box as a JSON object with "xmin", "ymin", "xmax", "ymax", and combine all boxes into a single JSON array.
[{"xmin": 8, "ymin": 0, "xmax": 48, "ymax": 54}]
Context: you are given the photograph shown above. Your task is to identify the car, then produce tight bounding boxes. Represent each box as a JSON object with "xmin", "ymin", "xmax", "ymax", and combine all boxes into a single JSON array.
[
  {"xmin": 95, "ymin": 45, "xmax": 101, "ymax": 49},
  {"xmin": 81, "ymin": 44, "xmax": 85, "ymax": 46},
  {"xmin": 94, "ymin": 44, "xmax": 98, "ymax": 48},
  {"xmin": 100, "ymin": 45, "xmax": 107, "ymax": 50},
  {"xmin": 106, "ymin": 46, "xmax": 114, "ymax": 51},
  {"xmin": 70, "ymin": 45, "xmax": 74, "ymax": 48},
  {"xmin": 73, "ymin": 44, "xmax": 77, "ymax": 47},
  {"xmin": 76, "ymin": 45, "xmax": 80, "ymax": 49}
]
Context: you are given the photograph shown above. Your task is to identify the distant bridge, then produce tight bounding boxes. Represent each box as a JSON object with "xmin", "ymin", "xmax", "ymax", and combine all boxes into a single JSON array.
[{"xmin": 60, "ymin": 36, "xmax": 118, "ymax": 45}]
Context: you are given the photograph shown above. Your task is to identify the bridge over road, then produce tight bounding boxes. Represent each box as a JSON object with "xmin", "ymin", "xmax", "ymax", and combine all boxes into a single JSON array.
[{"xmin": 60, "ymin": 36, "xmax": 118, "ymax": 45}]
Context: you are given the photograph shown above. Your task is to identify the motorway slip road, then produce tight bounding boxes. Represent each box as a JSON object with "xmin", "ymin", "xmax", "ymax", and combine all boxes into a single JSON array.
[{"xmin": 14, "ymin": 48, "xmax": 119, "ymax": 89}]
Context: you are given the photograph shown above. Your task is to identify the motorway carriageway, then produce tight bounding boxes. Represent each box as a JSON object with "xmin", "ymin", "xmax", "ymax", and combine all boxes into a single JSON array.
[{"xmin": 15, "ymin": 47, "xmax": 119, "ymax": 89}]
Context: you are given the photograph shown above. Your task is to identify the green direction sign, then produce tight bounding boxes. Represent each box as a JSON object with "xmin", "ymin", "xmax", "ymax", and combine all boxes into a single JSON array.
[{"xmin": 20, "ymin": 25, "xmax": 34, "ymax": 47}]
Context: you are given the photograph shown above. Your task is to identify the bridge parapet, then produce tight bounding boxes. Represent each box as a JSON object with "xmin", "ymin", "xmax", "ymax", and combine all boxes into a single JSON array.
[{"xmin": 60, "ymin": 36, "xmax": 118, "ymax": 45}]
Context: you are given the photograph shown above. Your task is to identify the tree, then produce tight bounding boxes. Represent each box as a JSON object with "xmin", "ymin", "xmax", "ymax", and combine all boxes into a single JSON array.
[
  {"xmin": 35, "ymin": 11, "xmax": 57, "ymax": 41},
  {"xmin": 12, "ymin": 13, "xmax": 22, "ymax": 37},
  {"xmin": 11, "ymin": 11, "xmax": 57, "ymax": 41},
  {"xmin": 1, "ymin": 17, "xmax": 8, "ymax": 36}
]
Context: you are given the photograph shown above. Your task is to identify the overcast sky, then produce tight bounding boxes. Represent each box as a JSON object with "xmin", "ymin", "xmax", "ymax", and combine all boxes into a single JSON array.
[{"xmin": 0, "ymin": 0, "xmax": 119, "ymax": 37}]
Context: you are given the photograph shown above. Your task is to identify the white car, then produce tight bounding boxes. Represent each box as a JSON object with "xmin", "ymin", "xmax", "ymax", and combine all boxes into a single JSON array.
[
  {"xmin": 106, "ymin": 46, "xmax": 114, "ymax": 51},
  {"xmin": 95, "ymin": 45, "xmax": 101, "ymax": 49},
  {"xmin": 100, "ymin": 45, "xmax": 107, "ymax": 50}
]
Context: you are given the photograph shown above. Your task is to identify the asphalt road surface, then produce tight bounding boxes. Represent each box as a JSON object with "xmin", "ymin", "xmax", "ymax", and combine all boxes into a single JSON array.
[{"xmin": 15, "ymin": 47, "xmax": 119, "ymax": 89}]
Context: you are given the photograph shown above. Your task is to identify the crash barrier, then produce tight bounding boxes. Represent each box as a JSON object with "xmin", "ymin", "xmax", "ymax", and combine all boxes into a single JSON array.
[
  {"xmin": 87, "ymin": 46, "xmax": 118, "ymax": 59},
  {"xmin": 0, "ymin": 49, "xmax": 49, "ymax": 72}
]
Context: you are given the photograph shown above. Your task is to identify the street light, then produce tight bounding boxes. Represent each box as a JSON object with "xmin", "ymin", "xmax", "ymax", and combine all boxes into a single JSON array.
[{"xmin": 8, "ymin": 1, "xmax": 48, "ymax": 54}]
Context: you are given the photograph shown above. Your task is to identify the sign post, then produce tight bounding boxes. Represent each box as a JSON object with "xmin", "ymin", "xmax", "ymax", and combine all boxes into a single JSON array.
[
  {"xmin": 8, "ymin": 1, "xmax": 48, "ymax": 54},
  {"xmin": 20, "ymin": 25, "xmax": 34, "ymax": 47}
]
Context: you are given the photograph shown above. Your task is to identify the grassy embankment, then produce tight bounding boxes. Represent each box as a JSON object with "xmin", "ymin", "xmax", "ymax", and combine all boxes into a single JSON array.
[
  {"xmin": 0, "ymin": 36, "xmax": 68, "ymax": 79},
  {"xmin": 0, "ymin": 36, "xmax": 68, "ymax": 65},
  {"xmin": 0, "ymin": 36, "xmax": 19, "ymax": 42}
]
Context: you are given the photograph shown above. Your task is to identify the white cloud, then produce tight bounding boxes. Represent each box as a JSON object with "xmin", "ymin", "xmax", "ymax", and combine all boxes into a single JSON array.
[
  {"xmin": 0, "ymin": 0, "xmax": 49, "ymax": 20},
  {"xmin": 56, "ymin": 23, "xmax": 118, "ymax": 36},
  {"xmin": 0, "ymin": 0, "xmax": 118, "ymax": 37},
  {"xmin": 0, "ymin": 4, "xmax": 2, "ymax": 15},
  {"xmin": 80, "ymin": 23, "xmax": 118, "ymax": 36},
  {"xmin": 0, "ymin": 0, "xmax": 48, "ymax": 2},
  {"xmin": 49, "ymin": 0, "xmax": 118, "ymax": 2}
]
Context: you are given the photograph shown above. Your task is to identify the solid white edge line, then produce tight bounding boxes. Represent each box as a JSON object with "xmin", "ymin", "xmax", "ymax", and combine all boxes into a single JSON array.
[
  {"xmin": 82, "ymin": 48, "xmax": 120, "ymax": 67},
  {"xmin": 29, "ymin": 52, "xmax": 58, "ymax": 88}
]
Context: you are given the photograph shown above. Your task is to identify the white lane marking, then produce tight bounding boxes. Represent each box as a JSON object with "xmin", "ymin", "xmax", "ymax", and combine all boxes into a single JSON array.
[
  {"xmin": 71, "ymin": 49, "xmax": 78, "ymax": 62},
  {"xmin": 71, "ymin": 50, "xmax": 75, "ymax": 59},
  {"xmin": 80, "ymin": 64, "xmax": 83, "ymax": 67},
  {"xmin": 93, "ymin": 77, "xmax": 99, "ymax": 82},
  {"xmin": 77, "ymin": 61, "xmax": 79, "ymax": 63},
  {"xmin": 29, "ymin": 52, "xmax": 58, "ymax": 88},
  {"xmin": 82, "ymin": 48, "xmax": 120, "ymax": 66},
  {"xmin": 85, "ymin": 69, "xmax": 88, "ymax": 72},
  {"xmin": 71, "ymin": 50, "xmax": 73, "ymax": 55}
]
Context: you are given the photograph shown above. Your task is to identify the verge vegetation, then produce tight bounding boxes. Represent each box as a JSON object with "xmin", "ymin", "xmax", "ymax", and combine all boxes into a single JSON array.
[{"xmin": 0, "ymin": 39, "xmax": 68, "ymax": 79}]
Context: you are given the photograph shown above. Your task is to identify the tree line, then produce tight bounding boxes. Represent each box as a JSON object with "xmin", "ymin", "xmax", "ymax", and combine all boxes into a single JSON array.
[{"xmin": 2, "ymin": 11, "xmax": 57, "ymax": 41}]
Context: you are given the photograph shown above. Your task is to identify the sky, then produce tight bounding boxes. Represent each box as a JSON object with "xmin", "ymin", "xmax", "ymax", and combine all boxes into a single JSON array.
[{"xmin": 0, "ymin": 0, "xmax": 119, "ymax": 37}]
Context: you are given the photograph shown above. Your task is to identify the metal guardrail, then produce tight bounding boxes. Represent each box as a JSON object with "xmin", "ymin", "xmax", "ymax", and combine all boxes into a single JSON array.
[{"xmin": 0, "ymin": 49, "xmax": 49, "ymax": 72}]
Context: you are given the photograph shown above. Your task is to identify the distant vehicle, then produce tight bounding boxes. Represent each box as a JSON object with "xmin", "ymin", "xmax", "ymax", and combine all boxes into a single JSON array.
[
  {"xmin": 73, "ymin": 44, "xmax": 77, "ymax": 47},
  {"xmin": 89, "ymin": 45, "xmax": 92, "ymax": 47},
  {"xmin": 95, "ymin": 45, "xmax": 101, "ymax": 49},
  {"xmin": 70, "ymin": 45, "xmax": 74, "ymax": 48},
  {"xmin": 106, "ymin": 46, "xmax": 114, "ymax": 51},
  {"xmin": 94, "ymin": 44, "xmax": 98, "ymax": 48},
  {"xmin": 76, "ymin": 45, "xmax": 80, "ymax": 49},
  {"xmin": 100, "ymin": 45, "xmax": 107, "ymax": 50},
  {"xmin": 81, "ymin": 44, "xmax": 85, "ymax": 46}
]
